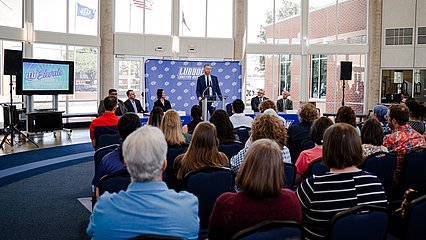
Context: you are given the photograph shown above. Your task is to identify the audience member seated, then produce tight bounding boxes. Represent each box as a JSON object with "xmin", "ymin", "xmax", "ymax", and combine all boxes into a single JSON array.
[
  {"xmin": 335, "ymin": 106, "xmax": 361, "ymax": 135},
  {"xmin": 87, "ymin": 126, "xmax": 199, "ymax": 240},
  {"xmin": 405, "ymin": 98, "xmax": 426, "ymax": 134},
  {"xmin": 182, "ymin": 105, "xmax": 203, "ymax": 134},
  {"xmin": 295, "ymin": 117, "xmax": 333, "ymax": 186},
  {"xmin": 208, "ymin": 139, "xmax": 302, "ymax": 240},
  {"xmin": 371, "ymin": 104, "xmax": 392, "ymax": 135},
  {"xmin": 229, "ymin": 99, "xmax": 253, "ymax": 128},
  {"xmin": 123, "ymin": 89, "xmax": 146, "ymax": 113},
  {"xmin": 90, "ymin": 96, "xmax": 120, "ymax": 148},
  {"xmin": 92, "ymin": 113, "xmax": 141, "ymax": 190},
  {"xmin": 153, "ymin": 88, "xmax": 172, "ymax": 112},
  {"xmin": 231, "ymin": 114, "xmax": 291, "ymax": 186},
  {"xmin": 296, "ymin": 123, "xmax": 388, "ymax": 239},
  {"xmin": 287, "ymin": 103, "xmax": 319, "ymax": 163},
  {"xmin": 259, "ymin": 99, "xmax": 286, "ymax": 125},
  {"xmin": 147, "ymin": 107, "xmax": 164, "ymax": 127},
  {"xmin": 161, "ymin": 109, "xmax": 192, "ymax": 146},
  {"xmin": 98, "ymin": 88, "xmax": 127, "ymax": 116},
  {"xmin": 210, "ymin": 109, "xmax": 238, "ymax": 144},
  {"xmin": 383, "ymin": 104, "xmax": 426, "ymax": 191},
  {"xmin": 173, "ymin": 122, "xmax": 229, "ymax": 191},
  {"xmin": 361, "ymin": 118, "xmax": 388, "ymax": 158}
]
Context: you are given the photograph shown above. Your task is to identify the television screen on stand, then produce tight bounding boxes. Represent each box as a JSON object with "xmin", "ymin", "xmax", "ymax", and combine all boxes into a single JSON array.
[{"xmin": 16, "ymin": 58, "xmax": 74, "ymax": 95}]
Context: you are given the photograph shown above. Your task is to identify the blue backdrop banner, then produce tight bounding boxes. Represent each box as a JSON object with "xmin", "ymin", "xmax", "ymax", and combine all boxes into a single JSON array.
[{"xmin": 144, "ymin": 59, "xmax": 242, "ymax": 113}]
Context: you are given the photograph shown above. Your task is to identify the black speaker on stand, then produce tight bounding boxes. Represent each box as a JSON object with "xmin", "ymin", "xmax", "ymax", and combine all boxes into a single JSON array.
[
  {"xmin": 340, "ymin": 61, "xmax": 352, "ymax": 106},
  {"xmin": 1, "ymin": 50, "xmax": 39, "ymax": 149}
]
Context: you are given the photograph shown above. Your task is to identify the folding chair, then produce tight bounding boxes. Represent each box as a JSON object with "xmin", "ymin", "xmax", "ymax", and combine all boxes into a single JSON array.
[
  {"xmin": 232, "ymin": 220, "xmax": 302, "ymax": 240},
  {"xmin": 235, "ymin": 127, "xmax": 250, "ymax": 145},
  {"xmin": 218, "ymin": 140, "xmax": 244, "ymax": 160},
  {"xmin": 329, "ymin": 205, "xmax": 388, "ymax": 240},
  {"xmin": 184, "ymin": 167, "xmax": 235, "ymax": 231},
  {"xmin": 98, "ymin": 170, "xmax": 131, "ymax": 196},
  {"xmin": 283, "ymin": 162, "xmax": 296, "ymax": 189},
  {"xmin": 360, "ymin": 152, "xmax": 396, "ymax": 198}
]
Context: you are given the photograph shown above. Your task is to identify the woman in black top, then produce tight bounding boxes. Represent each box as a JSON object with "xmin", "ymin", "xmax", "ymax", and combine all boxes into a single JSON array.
[
  {"xmin": 183, "ymin": 105, "xmax": 203, "ymax": 134},
  {"xmin": 153, "ymin": 88, "xmax": 172, "ymax": 112}
]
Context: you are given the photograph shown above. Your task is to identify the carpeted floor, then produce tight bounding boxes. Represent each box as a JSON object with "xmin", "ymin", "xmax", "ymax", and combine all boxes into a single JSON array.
[{"xmin": 0, "ymin": 143, "xmax": 94, "ymax": 240}]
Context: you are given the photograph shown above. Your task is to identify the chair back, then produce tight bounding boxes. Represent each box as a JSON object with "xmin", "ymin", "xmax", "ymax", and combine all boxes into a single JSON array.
[
  {"xmin": 164, "ymin": 144, "xmax": 188, "ymax": 186},
  {"xmin": 232, "ymin": 220, "xmax": 302, "ymax": 240},
  {"xmin": 226, "ymin": 103, "xmax": 233, "ymax": 117},
  {"xmin": 235, "ymin": 127, "xmax": 251, "ymax": 145},
  {"xmin": 305, "ymin": 158, "xmax": 329, "ymax": 178},
  {"xmin": 329, "ymin": 205, "xmax": 388, "ymax": 240},
  {"xmin": 301, "ymin": 139, "xmax": 315, "ymax": 151},
  {"xmin": 98, "ymin": 170, "xmax": 130, "ymax": 195},
  {"xmin": 360, "ymin": 152, "xmax": 396, "ymax": 198},
  {"xmin": 184, "ymin": 167, "xmax": 235, "ymax": 230},
  {"xmin": 284, "ymin": 163, "xmax": 296, "ymax": 189},
  {"xmin": 406, "ymin": 194, "xmax": 426, "ymax": 240},
  {"xmin": 218, "ymin": 140, "xmax": 244, "ymax": 160},
  {"xmin": 94, "ymin": 144, "xmax": 120, "ymax": 169},
  {"xmin": 129, "ymin": 234, "xmax": 183, "ymax": 240},
  {"xmin": 94, "ymin": 125, "xmax": 119, "ymax": 149},
  {"xmin": 403, "ymin": 148, "xmax": 426, "ymax": 191},
  {"xmin": 97, "ymin": 133, "xmax": 121, "ymax": 149}
]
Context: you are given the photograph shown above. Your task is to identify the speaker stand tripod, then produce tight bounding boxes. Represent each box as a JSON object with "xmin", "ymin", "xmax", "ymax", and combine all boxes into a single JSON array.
[
  {"xmin": 0, "ymin": 75, "xmax": 39, "ymax": 149},
  {"xmin": 342, "ymin": 80, "xmax": 346, "ymax": 106}
]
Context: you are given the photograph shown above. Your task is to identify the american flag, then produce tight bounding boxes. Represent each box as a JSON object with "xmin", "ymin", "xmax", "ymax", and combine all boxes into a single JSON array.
[
  {"xmin": 182, "ymin": 11, "xmax": 190, "ymax": 31},
  {"xmin": 133, "ymin": 0, "xmax": 153, "ymax": 10}
]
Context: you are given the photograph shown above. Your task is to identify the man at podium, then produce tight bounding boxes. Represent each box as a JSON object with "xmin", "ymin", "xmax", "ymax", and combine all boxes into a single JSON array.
[{"xmin": 196, "ymin": 64, "xmax": 223, "ymax": 115}]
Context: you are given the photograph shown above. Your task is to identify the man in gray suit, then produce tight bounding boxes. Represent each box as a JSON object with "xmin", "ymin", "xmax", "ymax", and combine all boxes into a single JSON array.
[
  {"xmin": 276, "ymin": 91, "xmax": 293, "ymax": 112},
  {"xmin": 98, "ymin": 88, "xmax": 127, "ymax": 116}
]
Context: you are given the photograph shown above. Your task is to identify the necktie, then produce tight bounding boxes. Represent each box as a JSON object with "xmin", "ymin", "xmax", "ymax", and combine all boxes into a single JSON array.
[
  {"xmin": 132, "ymin": 100, "xmax": 137, "ymax": 112},
  {"xmin": 207, "ymin": 75, "xmax": 212, "ymax": 96}
]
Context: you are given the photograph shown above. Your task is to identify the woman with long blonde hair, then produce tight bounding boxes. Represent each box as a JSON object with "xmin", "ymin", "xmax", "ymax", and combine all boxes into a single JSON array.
[
  {"xmin": 161, "ymin": 109, "xmax": 191, "ymax": 146},
  {"xmin": 172, "ymin": 121, "xmax": 229, "ymax": 190}
]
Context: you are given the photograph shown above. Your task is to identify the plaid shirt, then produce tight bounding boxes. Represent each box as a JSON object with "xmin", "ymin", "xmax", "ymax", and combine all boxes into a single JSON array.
[
  {"xmin": 230, "ymin": 146, "xmax": 291, "ymax": 175},
  {"xmin": 383, "ymin": 124, "xmax": 426, "ymax": 185}
]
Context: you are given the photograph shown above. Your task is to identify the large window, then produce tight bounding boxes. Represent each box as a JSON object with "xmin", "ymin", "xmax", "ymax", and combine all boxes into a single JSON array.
[
  {"xmin": 34, "ymin": 0, "xmax": 67, "ymax": 33},
  {"xmin": 279, "ymin": 54, "xmax": 291, "ymax": 94},
  {"xmin": 69, "ymin": 0, "xmax": 98, "ymax": 36},
  {"xmin": 308, "ymin": 0, "xmax": 367, "ymax": 44},
  {"xmin": 35, "ymin": 0, "xmax": 98, "ymax": 35},
  {"xmin": 248, "ymin": 0, "xmax": 300, "ymax": 44},
  {"xmin": 0, "ymin": 0, "xmax": 22, "ymax": 28},
  {"xmin": 115, "ymin": 0, "xmax": 172, "ymax": 35},
  {"xmin": 180, "ymin": 0, "xmax": 232, "ymax": 38},
  {"xmin": 311, "ymin": 54, "xmax": 327, "ymax": 99}
]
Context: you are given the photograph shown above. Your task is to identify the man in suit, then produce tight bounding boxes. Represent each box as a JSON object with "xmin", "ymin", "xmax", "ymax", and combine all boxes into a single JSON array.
[
  {"xmin": 277, "ymin": 91, "xmax": 293, "ymax": 112},
  {"xmin": 124, "ymin": 89, "xmax": 146, "ymax": 113},
  {"xmin": 196, "ymin": 64, "xmax": 222, "ymax": 115},
  {"xmin": 251, "ymin": 88, "xmax": 268, "ymax": 112},
  {"xmin": 98, "ymin": 88, "xmax": 127, "ymax": 116}
]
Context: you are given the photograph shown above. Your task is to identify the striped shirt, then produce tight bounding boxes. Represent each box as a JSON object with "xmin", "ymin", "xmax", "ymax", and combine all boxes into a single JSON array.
[{"xmin": 296, "ymin": 170, "xmax": 387, "ymax": 240}]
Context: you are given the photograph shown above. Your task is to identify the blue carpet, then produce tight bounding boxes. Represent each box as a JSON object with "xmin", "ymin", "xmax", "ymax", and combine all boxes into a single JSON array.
[{"xmin": 0, "ymin": 142, "xmax": 94, "ymax": 187}]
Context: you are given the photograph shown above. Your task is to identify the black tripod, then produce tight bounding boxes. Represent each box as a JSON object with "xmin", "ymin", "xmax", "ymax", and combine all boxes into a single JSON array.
[{"xmin": 0, "ymin": 75, "xmax": 39, "ymax": 149}]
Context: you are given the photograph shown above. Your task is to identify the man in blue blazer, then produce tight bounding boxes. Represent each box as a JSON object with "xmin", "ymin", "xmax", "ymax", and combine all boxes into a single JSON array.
[
  {"xmin": 124, "ymin": 89, "xmax": 146, "ymax": 113},
  {"xmin": 196, "ymin": 64, "xmax": 223, "ymax": 115}
]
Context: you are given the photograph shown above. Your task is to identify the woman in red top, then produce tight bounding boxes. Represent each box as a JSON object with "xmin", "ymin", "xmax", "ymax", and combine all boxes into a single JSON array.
[{"xmin": 208, "ymin": 139, "xmax": 302, "ymax": 240}]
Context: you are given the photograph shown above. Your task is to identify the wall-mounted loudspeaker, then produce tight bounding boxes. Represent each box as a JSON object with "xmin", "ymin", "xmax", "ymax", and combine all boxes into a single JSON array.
[
  {"xmin": 4, "ymin": 50, "xmax": 22, "ymax": 75},
  {"xmin": 340, "ymin": 61, "xmax": 352, "ymax": 80}
]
